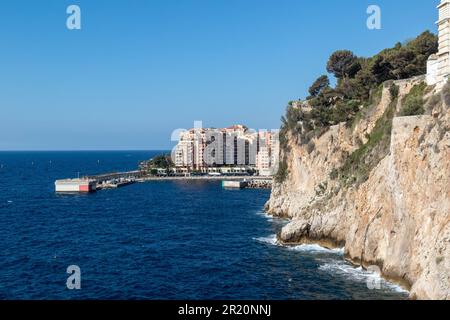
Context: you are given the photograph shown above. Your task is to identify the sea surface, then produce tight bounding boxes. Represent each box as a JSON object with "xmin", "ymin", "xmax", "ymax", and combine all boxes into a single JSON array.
[{"xmin": 0, "ymin": 151, "xmax": 408, "ymax": 299}]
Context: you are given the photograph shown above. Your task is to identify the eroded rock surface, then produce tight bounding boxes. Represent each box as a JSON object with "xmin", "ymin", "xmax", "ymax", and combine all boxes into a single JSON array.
[{"xmin": 266, "ymin": 78, "xmax": 450, "ymax": 299}]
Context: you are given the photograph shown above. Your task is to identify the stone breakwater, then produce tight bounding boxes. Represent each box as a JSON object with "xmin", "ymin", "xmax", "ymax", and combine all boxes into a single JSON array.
[
  {"xmin": 246, "ymin": 179, "xmax": 272, "ymax": 189},
  {"xmin": 266, "ymin": 77, "xmax": 450, "ymax": 300}
]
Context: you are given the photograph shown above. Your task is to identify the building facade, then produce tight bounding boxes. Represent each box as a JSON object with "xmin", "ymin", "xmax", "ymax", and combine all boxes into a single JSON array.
[
  {"xmin": 427, "ymin": 0, "xmax": 450, "ymax": 90},
  {"xmin": 172, "ymin": 125, "xmax": 279, "ymax": 176}
]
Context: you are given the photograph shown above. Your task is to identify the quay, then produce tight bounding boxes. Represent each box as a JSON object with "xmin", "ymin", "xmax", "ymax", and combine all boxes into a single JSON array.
[
  {"xmin": 246, "ymin": 179, "xmax": 272, "ymax": 189},
  {"xmin": 222, "ymin": 180, "xmax": 247, "ymax": 189},
  {"xmin": 96, "ymin": 179, "xmax": 135, "ymax": 190},
  {"xmin": 55, "ymin": 170, "xmax": 143, "ymax": 193},
  {"xmin": 86, "ymin": 170, "xmax": 144, "ymax": 183},
  {"xmin": 222, "ymin": 178, "xmax": 272, "ymax": 190},
  {"xmin": 55, "ymin": 170, "xmax": 272, "ymax": 193}
]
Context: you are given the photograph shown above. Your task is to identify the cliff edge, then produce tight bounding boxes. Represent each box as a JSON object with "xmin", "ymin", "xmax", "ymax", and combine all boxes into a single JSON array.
[{"xmin": 266, "ymin": 77, "xmax": 450, "ymax": 300}]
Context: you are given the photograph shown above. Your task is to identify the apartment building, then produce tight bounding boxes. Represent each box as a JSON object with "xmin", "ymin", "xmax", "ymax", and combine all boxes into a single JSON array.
[{"xmin": 173, "ymin": 125, "xmax": 279, "ymax": 175}]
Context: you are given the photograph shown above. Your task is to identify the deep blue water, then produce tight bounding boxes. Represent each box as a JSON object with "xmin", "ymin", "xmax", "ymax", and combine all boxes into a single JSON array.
[{"xmin": 0, "ymin": 151, "xmax": 407, "ymax": 299}]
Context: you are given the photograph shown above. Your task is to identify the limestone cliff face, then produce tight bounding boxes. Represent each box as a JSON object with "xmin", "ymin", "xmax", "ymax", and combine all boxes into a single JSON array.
[{"xmin": 266, "ymin": 76, "xmax": 450, "ymax": 300}]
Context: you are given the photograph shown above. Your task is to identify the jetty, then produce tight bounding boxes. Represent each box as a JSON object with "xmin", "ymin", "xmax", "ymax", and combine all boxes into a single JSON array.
[
  {"xmin": 96, "ymin": 179, "xmax": 135, "ymax": 190},
  {"xmin": 222, "ymin": 180, "xmax": 247, "ymax": 189},
  {"xmin": 55, "ymin": 171, "xmax": 143, "ymax": 193},
  {"xmin": 246, "ymin": 179, "xmax": 272, "ymax": 189},
  {"xmin": 222, "ymin": 178, "xmax": 272, "ymax": 190},
  {"xmin": 55, "ymin": 170, "xmax": 272, "ymax": 193},
  {"xmin": 86, "ymin": 170, "xmax": 144, "ymax": 183}
]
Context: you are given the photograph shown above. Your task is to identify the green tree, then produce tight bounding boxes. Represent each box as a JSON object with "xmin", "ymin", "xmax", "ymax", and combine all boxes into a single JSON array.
[
  {"xmin": 371, "ymin": 55, "xmax": 393, "ymax": 84},
  {"xmin": 308, "ymin": 75, "xmax": 330, "ymax": 97},
  {"xmin": 326, "ymin": 50, "xmax": 361, "ymax": 79},
  {"xmin": 407, "ymin": 31, "xmax": 438, "ymax": 74},
  {"xmin": 147, "ymin": 154, "xmax": 174, "ymax": 169},
  {"xmin": 281, "ymin": 30, "xmax": 438, "ymax": 142}
]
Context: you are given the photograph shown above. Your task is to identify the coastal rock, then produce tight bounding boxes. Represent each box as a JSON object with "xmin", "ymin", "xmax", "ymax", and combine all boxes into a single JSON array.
[{"xmin": 267, "ymin": 77, "xmax": 450, "ymax": 300}]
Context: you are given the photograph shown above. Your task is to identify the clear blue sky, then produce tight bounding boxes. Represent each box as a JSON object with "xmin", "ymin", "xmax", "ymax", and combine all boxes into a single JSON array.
[{"xmin": 0, "ymin": 0, "xmax": 437, "ymax": 150}]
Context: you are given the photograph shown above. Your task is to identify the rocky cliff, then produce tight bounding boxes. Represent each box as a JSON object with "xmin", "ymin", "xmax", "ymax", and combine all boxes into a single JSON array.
[{"xmin": 266, "ymin": 76, "xmax": 450, "ymax": 300}]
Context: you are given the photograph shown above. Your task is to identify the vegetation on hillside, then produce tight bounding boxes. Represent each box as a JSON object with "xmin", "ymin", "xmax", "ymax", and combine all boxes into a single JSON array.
[
  {"xmin": 274, "ymin": 158, "xmax": 288, "ymax": 183},
  {"xmin": 399, "ymin": 82, "xmax": 427, "ymax": 116},
  {"xmin": 331, "ymin": 83, "xmax": 399, "ymax": 185},
  {"xmin": 276, "ymin": 31, "xmax": 438, "ymax": 183},
  {"xmin": 140, "ymin": 154, "xmax": 174, "ymax": 174}
]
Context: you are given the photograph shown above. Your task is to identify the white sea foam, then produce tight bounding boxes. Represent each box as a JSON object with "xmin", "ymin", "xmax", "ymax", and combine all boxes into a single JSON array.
[
  {"xmin": 254, "ymin": 235, "xmax": 344, "ymax": 256},
  {"xmin": 319, "ymin": 260, "xmax": 409, "ymax": 294},
  {"xmin": 288, "ymin": 244, "xmax": 344, "ymax": 255},
  {"xmin": 255, "ymin": 231, "xmax": 407, "ymax": 295},
  {"xmin": 7, "ymin": 201, "xmax": 13, "ymax": 204},
  {"xmin": 254, "ymin": 234, "xmax": 279, "ymax": 246},
  {"xmin": 255, "ymin": 211, "xmax": 274, "ymax": 222},
  {"xmin": 255, "ymin": 211, "xmax": 290, "ymax": 226},
  {"xmin": 255, "ymin": 233, "xmax": 407, "ymax": 294}
]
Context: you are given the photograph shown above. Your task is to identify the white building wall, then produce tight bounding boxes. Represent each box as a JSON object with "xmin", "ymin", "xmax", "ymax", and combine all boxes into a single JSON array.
[
  {"xmin": 427, "ymin": 57, "xmax": 439, "ymax": 86},
  {"xmin": 428, "ymin": 0, "xmax": 450, "ymax": 89}
]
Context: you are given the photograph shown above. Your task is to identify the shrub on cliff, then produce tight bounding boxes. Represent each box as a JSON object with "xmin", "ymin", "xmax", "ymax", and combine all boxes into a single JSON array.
[
  {"xmin": 441, "ymin": 81, "xmax": 450, "ymax": 107},
  {"xmin": 389, "ymin": 83, "xmax": 399, "ymax": 98},
  {"xmin": 332, "ymin": 83, "xmax": 399, "ymax": 185},
  {"xmin": 400, "ymin": 82, "xmax": 427, "ymax": 116},
  {"xmin": 274, "ymin": 158, "xmax": 288, "ymax": 183}
]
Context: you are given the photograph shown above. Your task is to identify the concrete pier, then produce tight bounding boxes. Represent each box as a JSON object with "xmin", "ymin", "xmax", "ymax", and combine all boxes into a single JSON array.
[
  {"xmin": 221, "ymin": 178, "xmax": 272, "ymax": 190},
  {"xmin": 246, "ymin": 179, "xmax": 272, "ymax": 189},
  {"xmin": 222, "ymin": 180, "xmax": 247, "ymax": 189},
  {"xmin": 55, "ymin": 178, "xmax": 97, "ymax": 193},
  {"xmin": 56, "ymin": 170, "xmax": 272, "ymax": 193}
]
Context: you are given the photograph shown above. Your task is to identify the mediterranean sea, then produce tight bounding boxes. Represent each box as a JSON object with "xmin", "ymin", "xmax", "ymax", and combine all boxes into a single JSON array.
[{"xmin": 0, "ymin": 151, "xmax": 408, "ymax": 299}]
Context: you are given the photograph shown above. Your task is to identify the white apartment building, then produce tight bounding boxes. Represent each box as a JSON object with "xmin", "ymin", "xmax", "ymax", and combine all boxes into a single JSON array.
[
  {"xmin": 427, "ymin": 0, "xmax": 450, "ymax": 90},
  {"xmin": 173, "ymin": 125, "xmax": 279, "ymax": 175},
  {"xmin": 255, "ymin": 131, "xmax": 280, "ymax": 176}
]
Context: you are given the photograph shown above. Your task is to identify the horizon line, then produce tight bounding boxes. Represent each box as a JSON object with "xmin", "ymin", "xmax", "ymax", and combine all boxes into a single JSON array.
[{"xmin": 0, "ymin": 149, "xmax": 172, "ymax": 152}]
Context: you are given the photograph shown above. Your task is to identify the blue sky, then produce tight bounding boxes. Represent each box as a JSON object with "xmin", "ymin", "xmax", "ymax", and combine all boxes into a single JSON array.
[{"xmin": 0, "ymin": 0, "xmax": 437, "ymax": 150}]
